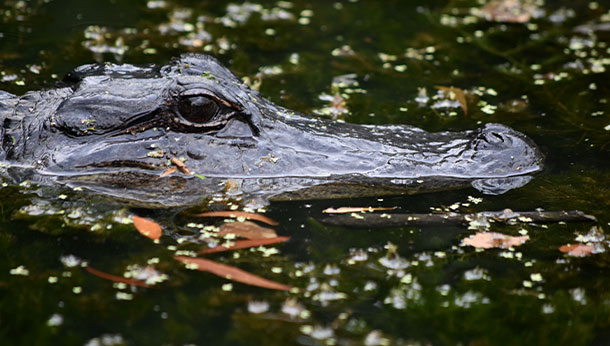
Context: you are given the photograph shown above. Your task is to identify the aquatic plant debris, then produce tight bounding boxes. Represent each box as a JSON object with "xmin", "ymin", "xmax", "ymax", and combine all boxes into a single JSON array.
[
  {"xmin": 477, "ymin": 0, "xmax": 540, "ymax": 23},
  {"xmin": 133, "ymin": 216, "xmax": 163, "ymax": 240},
  {"xmin": 322, "ymin": 206, "xmax": 396, "ymax": 214},
  {"xmin": 193, "ymin": 211, "xmax": 278, "ymax": 226},
  {"xmin": 217, "ymin": 221, "xmax": 277, "ymax": 239},
  {"xmin": 320, "ymin": 210, "xmax": 595, "ymax": 228},
  {"xmin": 462, "ymin": 232, "xmax": 529, "ymax": 249},
  {"xmin": 85, "ymin": 266, "xmax": 151, "ymax": 288},
  {"xmin": 434, "ymin": 86, "xmax": 468, "ymax": 115},
  {"xmin": 170, "ymin": 156, "xmax": 191, "ymax": 175},
  {"xmin": 559, "ymin": 244, "xmax": 595, "ymax": 257},
  {"xmin": 198, "ymin": 237, "xmax": 290, "ymax": 254},
  {"xmin": 175, "ymin": 256, "xmax": 292, "ymax": 291},
  {"xmin": 159, "ymin": 166, "xmax": 176, "ymax": 178}
]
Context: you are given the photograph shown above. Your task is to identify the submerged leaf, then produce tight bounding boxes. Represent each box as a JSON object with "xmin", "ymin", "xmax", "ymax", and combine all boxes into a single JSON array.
[
  {"xmin": 175, "ymin": 256, "xmax": 292, "ymax": 291},
  {"xmin": 133, "ymin": 216, "xmax": 162, "ymax": 240},
  {"xmin": 85, "ymin": 266, "xmax": 151, "ymax": 288},
  {"xmin": 218, "ymin": 221, "xmax": 277, "ymax": 239},
  {"xmin": 559, "ymin": 244, "xmax": 595, "ymax": 257},
  {"xmin": 198, "ymin": 236, "xmax": 290, "ymax": 254},
  {"xmin": 193, "ymin": 211, "xmax": 279, "ymax": 226},
  {"xmin": 462, "ymin": 232, "xmax": 529, "ymax": 249}
]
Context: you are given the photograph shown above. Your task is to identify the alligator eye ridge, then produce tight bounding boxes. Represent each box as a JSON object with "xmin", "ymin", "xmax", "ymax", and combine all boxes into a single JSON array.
[{"xmin": 177, "ymin": 96, "xmax": 220, "ymax": 124}]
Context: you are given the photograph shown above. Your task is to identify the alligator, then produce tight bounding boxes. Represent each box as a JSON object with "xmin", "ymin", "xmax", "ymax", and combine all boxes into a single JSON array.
[{"xmin": 0, "ymin": 54, "xmax": 543, "ymax": 206}]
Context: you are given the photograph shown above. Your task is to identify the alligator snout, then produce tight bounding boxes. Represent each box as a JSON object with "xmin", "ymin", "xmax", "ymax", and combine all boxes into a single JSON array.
[{"xmin": 467, "ymin": 123, "xmax": 543, "ymax": 178}]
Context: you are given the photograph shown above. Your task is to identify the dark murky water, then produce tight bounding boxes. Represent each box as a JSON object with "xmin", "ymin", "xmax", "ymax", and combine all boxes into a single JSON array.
[{"xmin": 1, "ymin": 1, "xmax": 610, "ymax": 345}]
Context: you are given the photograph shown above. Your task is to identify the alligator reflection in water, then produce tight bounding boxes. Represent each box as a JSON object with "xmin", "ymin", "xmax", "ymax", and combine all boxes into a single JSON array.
[{"xmin": 0, "ymin": 54, "xmax": 543, "ymax": 206}]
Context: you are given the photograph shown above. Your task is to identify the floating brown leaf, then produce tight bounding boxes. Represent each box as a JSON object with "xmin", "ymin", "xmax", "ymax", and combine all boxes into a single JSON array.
[
  {"xmin": 479, "ymin": 0, "xmax": 535, "ymax": 23},
  {"xmin": 85, "ymin": 266, "xmax": 151, "ymax": 288},
  {"xmin": 159, "ymin": 166, "xmax": 177, "ymax": 178},
  {"xmin": 198, "ymin": 236, "xmax": 290, "ymax": 254},
  {"xmin": 175, "ymin": 256, "xmax": 292, "ymax": 291},
  {"xmin": 133, "ymin": 216, "xmax": 162, "ymax": 240},
  {"xmin": 170, "ymin": 157, "xmax": 191, "ymax": 175},
  {"xmin": 193, "ymin": 211, "xmax": 279, "ymax": 226},
  {"xmin": 435, "ymin": 86, "xmax": 468, "ymax": 115},
  {"xmin": 218, "ymin": 221, "xmax": 277, "ymax": 239},
  {"xmin": 322, "ymin": 206, "xmax": 396, "ymax": 214},
  {"xmin": 559, "ymin": 244, "xmax": 595, "ymax": 257},
  {"xmin": 462, "ymin": 232, "xmax": 529, "ymax": 249}
]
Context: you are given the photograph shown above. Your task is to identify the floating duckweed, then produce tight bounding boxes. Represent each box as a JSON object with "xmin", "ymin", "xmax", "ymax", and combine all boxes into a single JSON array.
[
  {"xmin": 499, "ymin": 251, "xmax": 515, "ymax": 259},
  {"xmin": 323, "ymin": 264, "xmax": 340, "ymax": 275},
  {"xmin": 282, "ymin": 298, "xmax": 306, "ymax": 318},
  {"xmin": 248, "ymin": 300, "xmax": 269, "ymax": 314},
  {"xmin": 309, "ymin": 325, "xmax": 334, "ymax": 341},
  {"xmin": 364, "ymin": 281, "xmax": 378, "ymax": 291},
  {"xmin": 259, "ymin": 247, "xmax": 279, "ymax": 257},
  {"xmin": 331, "ymin": 45, "xmax": 355, "ymax": 57},
  {"xmin": 300, "ymin": 9, "xmax": 314, "ymax": 17},
  {"xmin": 464, "ymin": 267, "xmax": 489, "ymax": 281},
  {"xmin": 350, "ymin": 213, "xmax": 364, "ymax": 219},
  {"xmin": 519, "ymin": 229, "xmax": 529, "ymax": 235},
  {"xmin": 571, "ymin": 288, "xmax": 587, "ymax": 304},
  {"xmin": 289, "ymin": 53, "xmax": 300, "ymax": 64},
  {"xmin": 480, "ymin": 103, "xmax": 497, "ymax": 114},
  {"xmin": 436, "ymin": 284, "xmax": 451, "ymax": 296},
  {"xmin": 542, "ymin": 304, "xmax": 555, "ymax": 314},
  {"xmin": 116, "ymin": 292, "xmax": 133, "ymax": 300},
  {"xmin": 313, "ymin": 287, "xmax": 348, "ymax": 305},
  {"xmin": 10, "ymin": 265, "xmax": 29, "ymax": 276},
  {"xmin": 184, "ymin": 262, "xmax": 198, "ymax": 270},
  {"xmin": 454, "ymin": 291, "xmax": 489, "ymax": 308},
  {"xmin": 378, "ymin": 52, "xmax": 397, "ymax": 62},
  {"xmin": 47, "ymin": 313, "xmax": 63, "ymax": 327},
  {"xmin": 61, "ymin": 255, "xmax": 82, "ymax": 268},
  {"xmin": 300, "ymin": 325, "xmax": 313, "ymax": 335}
]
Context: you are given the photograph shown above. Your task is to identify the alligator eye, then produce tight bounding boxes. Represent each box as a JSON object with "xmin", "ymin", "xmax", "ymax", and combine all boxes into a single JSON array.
[{"xmin": 178, "ymin": 96, "xmax": 220, "ymax": 123}]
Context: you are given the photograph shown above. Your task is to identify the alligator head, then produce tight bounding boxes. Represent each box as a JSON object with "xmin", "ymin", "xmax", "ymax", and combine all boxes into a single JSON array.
[{"xmin": 0, "ymin": 54, "xmax": 543, "ymax": 206}]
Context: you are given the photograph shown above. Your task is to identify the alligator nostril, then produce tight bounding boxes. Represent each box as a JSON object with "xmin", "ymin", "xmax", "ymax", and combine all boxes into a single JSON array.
[{"xmin": 491, "ymin": 132, "xmax": 504, "ymax": 142}]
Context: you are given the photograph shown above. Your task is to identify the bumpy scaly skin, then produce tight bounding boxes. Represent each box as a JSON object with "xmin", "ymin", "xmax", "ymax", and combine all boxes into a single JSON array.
[{"xmin": 0, "ymin": 54, "xmax": 543, "ymax": 206}]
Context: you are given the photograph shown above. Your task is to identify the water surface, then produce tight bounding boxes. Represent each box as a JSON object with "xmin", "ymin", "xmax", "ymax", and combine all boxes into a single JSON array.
[{"xmin": 1, "ymin": 1, "xmax": 609, "ymax": 345}]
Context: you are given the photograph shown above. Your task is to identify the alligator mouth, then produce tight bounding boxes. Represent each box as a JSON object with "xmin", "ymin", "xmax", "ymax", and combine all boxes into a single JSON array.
[{"xmin": 75, "ymin": 160, "xmax": 165, "ymax": 171}]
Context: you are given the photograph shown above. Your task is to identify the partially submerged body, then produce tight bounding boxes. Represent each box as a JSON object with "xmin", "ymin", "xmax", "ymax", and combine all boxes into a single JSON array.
[{"xmin": 0, "ymin": 54, "xmax": 543, "ymax": 206}]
